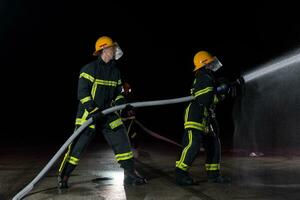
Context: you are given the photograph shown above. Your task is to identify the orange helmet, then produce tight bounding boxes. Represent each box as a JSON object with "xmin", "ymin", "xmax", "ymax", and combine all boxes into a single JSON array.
[
  {"xmin": 193, "ymin": 51, "xmax": 215, "ymax": 71},
  {"xmin": 93, "ymin": 36, "xmax": 115, "ymax": 56}
]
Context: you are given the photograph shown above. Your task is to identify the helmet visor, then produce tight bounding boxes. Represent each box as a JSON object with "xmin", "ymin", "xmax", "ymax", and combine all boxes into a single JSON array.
[
  {"xmin": 114, "ymin": 42, "xmax": 123, "ymax": 60},
  {"xmin": 206, "ymin": 57, "xmax": 223, "ymax": 72}
]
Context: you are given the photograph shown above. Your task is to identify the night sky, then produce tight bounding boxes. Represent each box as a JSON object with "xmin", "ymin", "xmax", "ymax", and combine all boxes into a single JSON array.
[{"xmin": 1, "ymin": 1, "xmax": 300, "ymax": 145}]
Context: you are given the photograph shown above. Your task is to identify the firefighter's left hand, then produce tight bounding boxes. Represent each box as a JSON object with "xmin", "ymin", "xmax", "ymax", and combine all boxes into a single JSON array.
[{"xmin": 122, "ymin": 104, "xmax": 136, "ymax": 118}]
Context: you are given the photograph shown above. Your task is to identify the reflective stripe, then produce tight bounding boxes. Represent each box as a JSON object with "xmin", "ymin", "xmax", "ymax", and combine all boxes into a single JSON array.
[
  {"xmin": 115, "ymin": 151, "xmax": 133, "ymax": 161},
  {"xmin": 80, "ymin": 72, "xmax": 95, "ymax": 82},
  {"xmin": 194, "ymin": 87, "xmax": 213, "ymax": 97},
  {"xmin": 176, "ymin": 130, "xmax": 193, "ymax": 171},
  {"xmin": 184, "ymin": 121, "xmax": 205, "ymax": 131},
  {"xmin": 59, "ymin": 145, "xmax": 72, "ymax": 173},
  {"xmin": 95, "ymin": 79, "xmax": 118, "ymax": 86},
  {"xmin": 115, "ymin": 95, "xmax": 124, "ymax": 101},
  {"xmin": 80, "ymin": 96, "xmax": 92, "ymax": 104},
  {"xmin": 109, "ymin": 118, "xmax": 123, "ymax": 129},
  {"xmin": 205, "ymin": 163, "xmax": 220, "ymax": 171},
  {"xmin": 75, "ymin": 118, "xmax": 95, "ymax": 129},
  {"xmin": 184, "ymin": 103, "xmax": 191, "ymax": 122},
  {"xmin": 175, "ymin": 161, "xmax": 188, "ymax": 171},
  {"xmin": 89, "ymin": 107, "xmax": 99, "ymax": 114},
  {"xmin": 118, "ymin": 79, "xmax": 122, "ymax": 85},
  {"xmin": 91, "ymin": 83, "xmax": 97, "ymax": 99},
  {"xmin": 68, "ymin": 156, "xmax": 80, "ymax": 165}
]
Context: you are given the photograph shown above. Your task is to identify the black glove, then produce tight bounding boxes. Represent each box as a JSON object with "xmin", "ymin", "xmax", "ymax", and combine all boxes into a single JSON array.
[
  {"xmin": 229, "ymin": 77, "xmax": 245, "ymax": 98},
  {"xmin": 88, "ymin": 107, "xmax": 105, "ymax": 121},
  {"xmin": 121, "ymin": 104, "xmax": 135, "ymax": 118}
]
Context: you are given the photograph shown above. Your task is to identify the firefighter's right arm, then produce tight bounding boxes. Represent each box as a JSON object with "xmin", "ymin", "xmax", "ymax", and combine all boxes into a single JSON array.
[
  {"xmin": 78, "ymin": 68, "xmax": 97, "ymax": 112},
  {"xmin": 193, "ymin": 75, "xmax": 214, "ymax": 107}
]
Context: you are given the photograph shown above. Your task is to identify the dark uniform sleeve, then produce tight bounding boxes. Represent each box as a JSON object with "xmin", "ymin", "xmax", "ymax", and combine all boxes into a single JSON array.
[
  {"xmin": 78, "ymin": 65, "xmax": 97, "ymax": 112},
  {"xmin": 192, "ymin": 74, "xmax": 215, "ymax": 107},
  {"xmin": 113, "ymin": 70, "xmax": 126, "ymax": 106}
]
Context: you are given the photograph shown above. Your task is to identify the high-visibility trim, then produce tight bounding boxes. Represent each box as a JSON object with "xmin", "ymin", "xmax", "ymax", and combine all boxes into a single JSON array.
[
  {"xmin": 118, "ymin": 79, "xmax": 122, "ymax": 85},
  {"xmin": 184, "ymin": 121, "xmax": 205, "ymax": 131},
  {"xmin": 59, "ymin": 145, "xmax": 72, "ymax": 173},
  {"xmin": 115, "ymin": 95, "xmax": 124, "ymax": 101},
  {"xmin": 68, "ymin": 156, "xmax": 80, "ymax": 165},
  {"xmin": 80, "ymin": 96, "xmax": 92, "ymax": 104},
  {"xmin": 80, "ymin": 72, "xmax": 95, "ymax": 82},
  {"xmin": 213, "ymin": 95, "xmax": 219, "ymax": 104},
  {"xmin": 205, "ymin": 163, "xmax": 220, "ymax": 171},
  {"xmin": 89, "ymin": 107, "xmax": 99, "ymax": 114},
  {"xmin": 75, "ymin": 118, "xmax": 95, "ymax": 129},
  {"xmin": 115, "ymin": 151, "xmax": 133, "ymax": 161},
  {"xmin": 95, "ymin": 79, "xmax": 118, "ymax": 86},
  {"xmin": 176, "ymin": 130, "xmax": 193, "ymax": 171},
  {"xmin": 184, "ymin": 103, "xmax": 191, "ymax": 122},
  {"xmin": 194, "ymin": 87, "xmax": 213, "ymax": 97},
  {"xmin": 91, "ymin": 83, "xmax": 97, "ymax": 99},
  {"xmin": 109, "ymin": 118, "xmax": 123, "ymax": 129},
  {"xmin": 175, "ymin": 161, "xmax": 189, "ymax": 171}
]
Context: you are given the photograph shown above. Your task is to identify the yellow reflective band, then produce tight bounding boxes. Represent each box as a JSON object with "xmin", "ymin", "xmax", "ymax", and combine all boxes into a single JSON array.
[
  {"xmin": 118, "ymin": 79, "xmax": 122, "ymax": 85},
  {"xmin": 194, "ymin": 87, "xmax": 213, "ymax": 97},
  {"xmin": 68, "ymin": 156, "xmax": 80, "ymax": 165},
  {"xmin": 213, "ymin": 95, "xmax": 219, "ymax": 104},
  {"xmin": 184, "ymin": 121, "xmax": 205, "ymax": 131},
  {"xmin": 184, "ymin": 103, "xmax": 191, "ymax": 122},
  {"xmin": 176, "ymin": 130, "xmax": 193, "ymax": 171},
  {"xmin": 176, "ymin": 161, "xmax": 189, "ymax": 171},
  {"xmin": 75, "ymin": 118, "xmax": 95, "ymax": 129},
  {"xmin": 205, "ymin": 164, "xmax": 220, "ymax": 171},
  {"xmin": 80, "ymin": 96, "xmax": 92, "ymax": 104},
  {"xmin": 115, "ymin": 151, "xmax": 133, "ymax": 161},
  {"xmin": 109, "ymin": 118, "xmax": 123, "ymax": 129},
  {"xmin": 91, "ymin": 83, "xmax": 97, "ymax": 99},
  {"xmin": 89, "ymin": 107, "xmax": 99, "ymax": 114},
  {"xmin": 115, "ymin": 95, "xmax": 124, "ymax": 101},
  {"xmin": 59, "ymin": 145, "xmax": 72, "ymax": 172},
  {"xmin": 95, "ymin": 79, "xmax": 118, "ymax": 86},
  {"xmin": 80, "ymin": 72, "xmax": 95, "ymax": 82}
]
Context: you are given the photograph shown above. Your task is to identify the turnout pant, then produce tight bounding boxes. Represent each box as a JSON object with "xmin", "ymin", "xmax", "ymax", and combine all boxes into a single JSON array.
[
  {"xmin": 59, "ymin": 124, "xmax": 134, "ymax": 177},
  {"xmin": 175, "ymin": 128, "xmax": 221, "ymax": 178}
]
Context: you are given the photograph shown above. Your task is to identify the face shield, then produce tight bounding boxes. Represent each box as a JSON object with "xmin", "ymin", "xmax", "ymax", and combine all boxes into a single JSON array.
[
  {"xmin": 205, "ymin": 57, "xmax": 223, "ymax": 72},
  {"xmin": 114, "ymin": 42, "xmax": 123, "ymax": 60}
]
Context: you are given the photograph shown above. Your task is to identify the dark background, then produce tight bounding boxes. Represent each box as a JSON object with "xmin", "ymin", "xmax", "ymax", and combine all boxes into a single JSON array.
[{"xmin": 1, "ymin": 1, "xmax": 300, "ymax": 147}]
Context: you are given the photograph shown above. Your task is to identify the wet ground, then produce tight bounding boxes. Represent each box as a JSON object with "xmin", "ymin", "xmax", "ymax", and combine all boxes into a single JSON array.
[{"xmin": 1, "ymin": 138, "xmax": 300, "ymax": 200}]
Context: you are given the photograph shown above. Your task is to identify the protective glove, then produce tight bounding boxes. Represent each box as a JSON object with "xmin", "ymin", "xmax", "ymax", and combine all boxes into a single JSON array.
[
  {"xmin": 87, "ymin": 107, "xmax": 105, "ymax": 121},
  {"xmin": 229, "ymin": 77, "xmax": 245, "ymax": 98},
  {"xmin": 121, "ymin": 104, "xmax": 136, "ymax": 118}
]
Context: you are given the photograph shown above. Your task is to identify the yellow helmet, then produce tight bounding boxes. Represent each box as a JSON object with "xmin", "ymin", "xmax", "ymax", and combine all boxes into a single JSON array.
[
  {"xmin": 93, "ymin": 36, "xmax": 115, "ymax": 56},
  {"xmin": 193, "ymin": 51, "xmax": 215, "ymax": 71}
]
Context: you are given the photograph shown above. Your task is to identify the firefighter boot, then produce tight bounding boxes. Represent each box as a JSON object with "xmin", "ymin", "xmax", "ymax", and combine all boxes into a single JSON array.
[
  {"xmin": 175, "ymin": 168, "xmax": 198, "ymax": 186},
  {"xmin": 57, "ymin": 175, "xmax": 69, "ymax": 189},
  {"xmin": 57, "ymin": 163, "xmax": 76, "ymax": 189},
  {"xmin": 124, "ymin": 169, "xmax": 147, "ymax": 186},
  {"xmin": 207, "ymin": 172, "xmax": 231, "ymax": 184}
]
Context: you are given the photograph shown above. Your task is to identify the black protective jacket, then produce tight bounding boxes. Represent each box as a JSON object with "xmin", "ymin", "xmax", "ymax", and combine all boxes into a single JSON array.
[{"xmin": 75, "ymin": 58, "xmax": 125, "ymax": 129}]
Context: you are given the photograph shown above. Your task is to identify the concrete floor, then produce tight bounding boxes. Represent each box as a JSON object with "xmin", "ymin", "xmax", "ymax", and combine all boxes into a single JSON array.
[{"xmin": 1, "ymin": 138, "xmax": 300, "ymax": 200}]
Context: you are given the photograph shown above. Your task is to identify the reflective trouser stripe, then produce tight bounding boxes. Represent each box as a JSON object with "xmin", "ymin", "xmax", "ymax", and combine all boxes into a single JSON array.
[
  {"xmin": 80, "ymin": 96, "xmax": 92, "ymax": 104},
  {"xmin": 115, "ymin": 95, "xmax": 124, "ymax": 101},
  {"xmin": 205, "ymin": 163, "xmax": 220, "ymax": 171},
  {"xmin": 184, "ymin": 121, "xmax": 206, "ymax": 131},
  {"xmin": 59, "ymin": 144, "xmax": 72, "ymax": 173},
  {"xmin": 109, "ymin": 118, "xmax": 123, "ymax": 129},
  {"xmin": 115, "ymin": 151, "xmax": 134, "ymax": 161},
  {"xmin": 176, "ymin": 130, "xmax": 193, "ymax": 171},
  {"xmin": 68, "ymin": 156, "xmax": 80, "ymax": 165}
]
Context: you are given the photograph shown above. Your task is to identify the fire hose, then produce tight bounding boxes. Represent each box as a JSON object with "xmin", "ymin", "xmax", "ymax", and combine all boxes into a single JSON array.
[{"xmin": 13, "ymin": 96, "xmax": 194, "ymax": 200}]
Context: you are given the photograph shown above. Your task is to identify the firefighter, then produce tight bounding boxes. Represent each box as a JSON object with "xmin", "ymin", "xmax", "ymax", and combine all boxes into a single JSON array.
[
  {"xmin": 57, "ymin": 36, "xmax": 147, "ymax": 189},
  {"xmin": 175, "ymin": 50, "xmax": 231, "ymax": 186}
]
